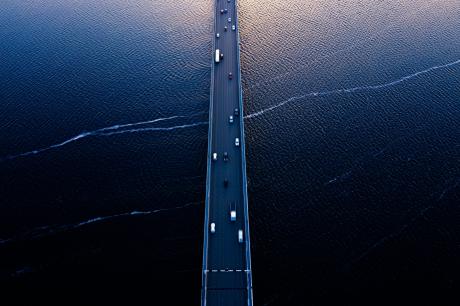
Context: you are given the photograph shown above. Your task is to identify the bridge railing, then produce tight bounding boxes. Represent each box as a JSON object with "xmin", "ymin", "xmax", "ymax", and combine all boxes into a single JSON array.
[
  {"xmin": 235, "ymin": 0, "xmax": 254, "ymax": 304},
  {"xmin": 200, "ymin": 0, "xmax": 217, "ymax": 304}
]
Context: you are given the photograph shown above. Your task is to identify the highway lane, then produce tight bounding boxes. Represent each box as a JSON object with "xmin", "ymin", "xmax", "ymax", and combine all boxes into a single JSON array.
[{"xmin": 202, "ymin": 0, "xmax": 252, "ymax": 305}]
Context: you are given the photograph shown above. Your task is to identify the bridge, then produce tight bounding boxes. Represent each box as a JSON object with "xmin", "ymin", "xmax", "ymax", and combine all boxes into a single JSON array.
[{"xmin": 201, "ymin": 0, "xmax": 253, "ymax": 305}]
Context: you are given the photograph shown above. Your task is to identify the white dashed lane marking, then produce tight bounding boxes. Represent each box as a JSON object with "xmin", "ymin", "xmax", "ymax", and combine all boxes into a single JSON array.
[{"xmin": 206, "ymin": 268, "xmax": 249, "ymax": 273}]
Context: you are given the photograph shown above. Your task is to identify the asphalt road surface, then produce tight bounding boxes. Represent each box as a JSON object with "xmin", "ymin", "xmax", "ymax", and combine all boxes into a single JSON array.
[{"xmin": 202, "ymin": 0, "xmax": 252, "ymax": 305}]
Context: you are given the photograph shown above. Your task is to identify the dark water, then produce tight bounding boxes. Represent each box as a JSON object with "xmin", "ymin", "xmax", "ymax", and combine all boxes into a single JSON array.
[
  {"xmin": 1, "ymin": 0, "xmax": 459, "ymax": 304},
  {"xmin": 0, "ymin": 0, "xmax": 211, "ymax": 303},
  {"xmin": 239, "ymin": 0, "xmax": 460, "ymax": 304}
]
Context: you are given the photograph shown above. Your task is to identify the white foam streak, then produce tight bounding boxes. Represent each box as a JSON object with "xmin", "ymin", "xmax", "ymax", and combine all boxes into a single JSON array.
[
  {"xmin": 3, "ymin": 132, "xmax": 93, "ymax": 160},
  {"xmin": 1, "ymin": 113, "xmax": 207, "ymax": 162},
  {"xmin": 98, "ymin": 121, "xmax": 208, "ymax": 137},
  {"xmin": 0, "ymin": 201, "xmax": 201, "ymax": 245},
  {"xmin": 346, "ymin": 176, "xmax": 460, "ymax": 268},
  {"xmin": 97, "ymin": 115, "xmax": 183, "ymax": 131},
  {"xmin": 245, "ymin": 59, "xmax": 460, "ymax": 119}
]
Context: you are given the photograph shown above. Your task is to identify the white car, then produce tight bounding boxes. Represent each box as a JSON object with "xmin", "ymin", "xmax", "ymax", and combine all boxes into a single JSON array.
[
  {"xmin": 210, "ymin": 222, "xmax": 216, "ymax": 233},
  {"xmin": 212, "ymin": 152, "xmax": 217, "ymax": 161},
  {"xmin": 238, "ymin": 229, "xmax": 243, "ymax": 243},
  {"xmin": 216, "ymin": 33, "xmax": 220, "ymax": 38},
  {"xmin": 229, "ymin": 115, "xmax": 233, "ymax": 123},
  {"xmin": 232, "ymin": 25, "xmax": 235, "ymax": 31},
  {"xmin": 230, "ymin": 202, "xmax": 236, "ymax": 221},
  {"xmin": 235, "ymin": 138, "xmax": 240, "ymax": 147},
  {"xmin": 230, "ymin": 210, "xmax": 236, "ymax": 221},
  {"xmin": 228, "ymin": 17, "xmax": 231, "ymax": 23}
]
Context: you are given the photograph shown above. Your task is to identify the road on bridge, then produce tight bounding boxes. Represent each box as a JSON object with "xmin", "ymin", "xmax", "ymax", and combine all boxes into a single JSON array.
[{"xmin": 201, "ymin": 0, "xmax": 253, "ymax": 305}]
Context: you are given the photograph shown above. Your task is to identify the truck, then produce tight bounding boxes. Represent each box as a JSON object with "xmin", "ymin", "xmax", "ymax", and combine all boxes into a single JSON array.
[{"xmin": 215, "ymin": 49, "xmax": 221, "ymax": 63}]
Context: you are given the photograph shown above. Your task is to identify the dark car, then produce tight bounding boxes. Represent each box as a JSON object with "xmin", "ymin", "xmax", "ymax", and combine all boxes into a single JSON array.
[
  {"xmin": 224, "ymin": 178, "xmax": 229, "ymax": 187},
  {"xmin": 224, "ymin": 9, "xmax": 228, "ymax": 13},
  {"xmin": 234, "ymin": 108, "xmax": 239, "ymax": 116},
  {"xmin": 228, "ymin": 72, "xmax": 233, "ymax": 79},
  {"xmin": 223, "ymin": 152, "xmax": 229, "ymax": 161}
]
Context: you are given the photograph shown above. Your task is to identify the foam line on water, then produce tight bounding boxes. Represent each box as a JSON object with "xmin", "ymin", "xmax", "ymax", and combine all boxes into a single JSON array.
[
  {"xmin": 0, "ymin": 201, "xmax": 201, "ymax": 246},
  {"xmin": 1, "ymin": 113, "xmax": 208, "ymax": 162},
  {"xmin": 95, "ymin": 111, "xmax": 207, "ymax": 132},
  {"xmin": 74, "ymin": 201, "xmax": 200, "ymax": 227},
  {"xmin": 97, "ymin": 121, "xmax": 208, "ymax": 137},
  {"xmin": 245, "ymin": 59, "xmax": 460, "ymax": 119},
  {"xmin": 344, "ymin": 176, "xmax": 460, "ymax": 270},
  {"xmin": 249, "ymin": 3, "xmax": 441, "ymax": 92},
  {"xmin": 97, "ymin": 114, "xmax": 184, "ymax": 131}
]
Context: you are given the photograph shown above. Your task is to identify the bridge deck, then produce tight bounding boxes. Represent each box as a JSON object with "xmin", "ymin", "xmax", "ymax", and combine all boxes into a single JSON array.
[{"xmin": 201, "ymin": 0, "xmax": 253, "ymax": 305}]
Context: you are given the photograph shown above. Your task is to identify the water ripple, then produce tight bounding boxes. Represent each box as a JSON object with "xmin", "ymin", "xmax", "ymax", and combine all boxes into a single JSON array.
[
  {"xmin": 346, "ymin": 176, "xmax": 460, "ymax": 269},
  {"xmin": 244, "ymin": 59, "xmax": 460, "ymax": 119},
  {"xmin": 3, "ymin": 59, "xmax": 458, "ymax": 163},
  {"xmin": 97, "ymin": 121, "xmax": 208, "ymax": 137},
  {"xmin": 0, "ymin": 201, "xmax": 201, "ymax": 246},
  {"xmin": 1, "ymin": 112, "xmax": 208, "ymax": 162}
]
